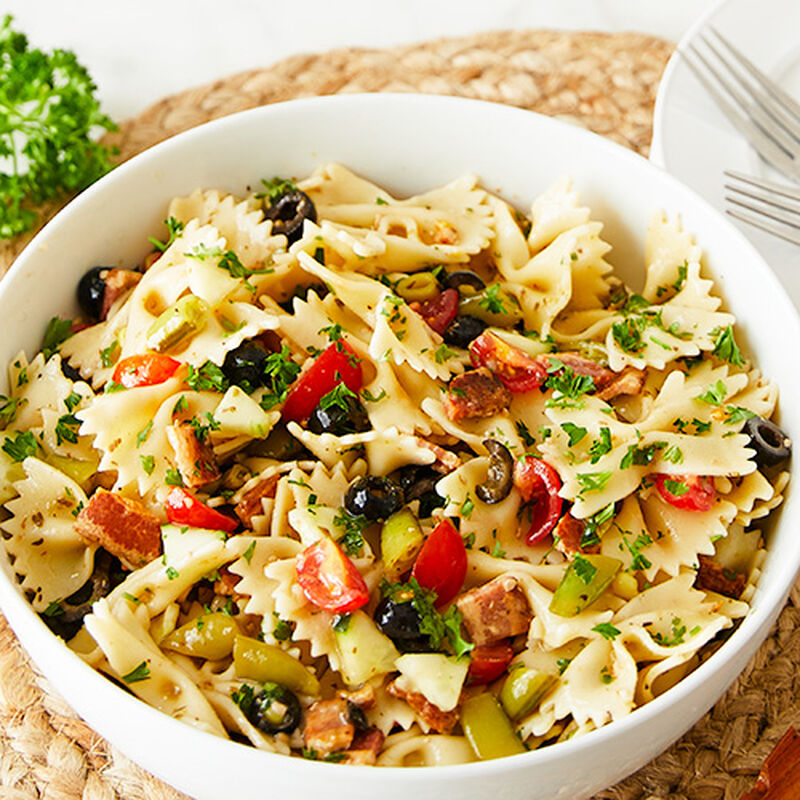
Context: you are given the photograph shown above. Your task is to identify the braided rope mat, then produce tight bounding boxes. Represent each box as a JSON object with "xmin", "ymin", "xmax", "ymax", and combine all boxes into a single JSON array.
[{"xmin": 0, "ymin": 28, "xmax": 794, "ymax": 800}]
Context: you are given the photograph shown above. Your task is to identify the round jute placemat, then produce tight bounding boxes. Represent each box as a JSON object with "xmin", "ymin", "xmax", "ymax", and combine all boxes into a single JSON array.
[{"xmin": 0, "ymin": 28, "xmax": 793, "ymax": 800}]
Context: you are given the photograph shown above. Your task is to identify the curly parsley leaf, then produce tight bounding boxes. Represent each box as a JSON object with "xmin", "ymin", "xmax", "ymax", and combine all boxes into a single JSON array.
[
  {"xmin": 256, "ymin": 176, "xmax": 298, "ymax": 203},
  {"xmin": 41, "ymin": 317, "xmax": 74, "ymax": 360},
  {"xmin": 711, "ymin": 325, "xmax": 744, "ymax": 367},
  {"xmin": 148, "ymin": 216, "xmax": 185, "ymax": 252},
  {"xmin": 259, "ymin": 346, "xmax": 301, "ymax": 410},
  {"xmin": 185, "ymin": 361, "xmax": 229, "ymax": 393},
  {"xmin": 0, "ymin": 15, "xmax": 117, "ymax": 239},
  {"xmin": 2, "ymin": 430, "xmax": 38, "ymax": 462}
]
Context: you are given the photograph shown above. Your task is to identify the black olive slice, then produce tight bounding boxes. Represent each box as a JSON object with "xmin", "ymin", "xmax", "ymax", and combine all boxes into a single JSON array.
[
  {"xmin": 263, "ymin": 190, "xmax": 317, "ymax": 244},
  {"xmin": 307, "ymin": 395, "xmax": 370, "ymax": 436},
  {"xmin": 77, "ymin": 266, "xmax": 111, "ymax": 321},
  {"xmin": 373, "ymin": 596, "xmax": 429, "ymax": 651},
  {"xmin": 344, "ymin": 476, "xmax": 403, "ymax": 521},
  {"xmin": 441, "ymin": 270, "xmax": 486, "ymax": 292},
  {"xmin": 221, "ymin": 340, "xmax": 269, "ymax": 393},
  {"xmin": 743, "ymin": 416, "xmax": 792, "ymax": 468},
  {"xmin": 475, "ymin": 438, "xmax": 514, "ymax": 505},
  {"xmin": 442, "ymin": 315, "xmax": 487, "ymax": 348},
  {"xmin": 247, "ymin": 682, "xmax": 302, "ymax": 735}
]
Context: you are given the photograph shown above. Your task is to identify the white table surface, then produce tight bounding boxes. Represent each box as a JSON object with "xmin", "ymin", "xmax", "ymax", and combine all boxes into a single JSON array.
[{"xmin": 5, "ymin": 0, "xmax": 716, "ymax": 120}]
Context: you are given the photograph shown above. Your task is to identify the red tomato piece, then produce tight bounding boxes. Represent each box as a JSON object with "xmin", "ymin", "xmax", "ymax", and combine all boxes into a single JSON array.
[
  {"xmin": 467, "ymin": 642, "xmax": 514, "ymax": 685},
  {"xmin": 112, "ymin": 353, "xmax": 181, "ymax": 388},
  {"xmin": 411, "ymin": 518, "xmax": 467, "ymax": 608},
  {"xmin": 165, "ymin": 487, "xmax": 238, "ymax": 533},
  {"xmin": 296, "ymin": 537, "xmax": 370, "ymax": 613},
  {"xmin": 514, "ymin": 456, "xmax": 564, "ymax": 545},
  {"xmin": 655, "ymin": 474, "xmax": 716, "ymax": 512},
  {"xmin": 281, "ymin": 341, "xmax": 363, "ymax": 423},
  {"xmin": 469, "ymin": 331, "xmax": 547, "ymax": 392},
  {"xmin": 413, "ymin": 288, "xmax": 459, "ymax": 335}
]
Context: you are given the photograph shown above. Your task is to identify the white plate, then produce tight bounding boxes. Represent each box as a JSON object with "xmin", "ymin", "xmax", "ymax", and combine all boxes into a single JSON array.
[{"xmin": 651, "ymin": 0, "xmax": 800, "ymax": 307}]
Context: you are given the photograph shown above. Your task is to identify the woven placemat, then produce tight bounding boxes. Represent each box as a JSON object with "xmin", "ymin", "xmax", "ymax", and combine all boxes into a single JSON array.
[{"xmin": 0, "ymin": 28, "xmax": 793, "ymax": 800}]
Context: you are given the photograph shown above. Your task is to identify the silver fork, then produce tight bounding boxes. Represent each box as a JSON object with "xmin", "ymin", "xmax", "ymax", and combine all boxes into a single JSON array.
[
  {"xmin": 682, "ymin": 28, "xmax": 800, "ymax": 182},
  {"xmin": 725, "ymin": 170, "xmax": 800, "ymax": 245}
]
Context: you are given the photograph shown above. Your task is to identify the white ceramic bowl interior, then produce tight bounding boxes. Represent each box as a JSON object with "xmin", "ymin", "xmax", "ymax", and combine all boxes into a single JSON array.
[{"xmin": 1, "ymin": 94, "xmax": 798, "ymax": 800}]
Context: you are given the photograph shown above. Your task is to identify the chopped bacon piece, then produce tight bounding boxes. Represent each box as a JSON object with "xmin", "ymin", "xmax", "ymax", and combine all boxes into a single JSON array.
[
  {"xmin": 415, "ymin": 438, "xmax": 461, "ymax": 474},
  {"xmin": 386, "ymin": 680, "xmax": 460, "ymax": 734},
  {"xmin": 101, "ymin": 269, "xmax": 141, "ymax": 320},
  {"xmin": 443, "ymin": 367, "xmax": 512, "ymax": 422},
  {"xmin": 213, "ymin": 566, "xmax": 241, "ymax": 596},
  {"xmin": 455, "ymin": 576, "xmax": 532, "ymax": 646},
  {"xmin": 338, "ymin": 683, "xmax": 376, "ymax": 710},
  {"xmin": 740, "ymin": 727, "xmax": 800, "ymax": 800},
  {"xmin": 166, "ymin": 422, "xmax": 220, "ymax": 489},
  {"xmin": 74, "ymin": 489, "xmax": 162, "ymax": 569},
  {"xmin": 595, "ymin": 367, "xmax": 646, "ymax": 401},
  {"xmin": 303, "ymin": 698, "xmax": 355, "ymax": 755},
  {"xmin": 553, "ymin": 513, "xmax": 599, "ymax": 556},
  {"xmin": 695, "ymin": 555, "xmax": 746, "ymax": 599},
  {"xmin": 342, "ymin": 728, "xmax": 385, "ymax": 765},
  {"xmin": 234, "ymin": 473, "xmax": 281, "ymax": 527}
]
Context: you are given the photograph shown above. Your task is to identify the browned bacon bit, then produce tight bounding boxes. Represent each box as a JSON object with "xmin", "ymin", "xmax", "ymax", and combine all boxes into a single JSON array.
[
  {"xmin": 386, "ymin": 680, "xmax": 460, "ymax": 734},
  {"xmin": 166, "ymin": 422, "xmax": 220, "ymax": 489},
  {"xmin": 74, "ymin": 489, "xmax": 162, "ymax": 569},
  {"xmin": 101, "ymin": 269, "xmax": 141, "ymax": 320},
  {"xmin": 213, "ymin": 566, "xmax": 241, "ymax": 596},
  {"xmin": 455, "ymin": 576, "xmax": 533, "ymax": 646},
  {"xmin": 553, "ymin": 513, "xmax": 599, "ymax": 555},
  {"xmin": 415, "ymin": 438, "xmax": 461, "ymax": 474},
  {"xmin": 342, "ymin": 728, "xmax": 385, "ymax": 765},
  {"xmin": 443, "ymin": 367, "xmax": 513, "ymax": 422},
  {"xmin": 234, "ymin": 473, "xmax": 281, "ymax": 527},
  {"xmin": 337, "ymin": 683, "xmax": 377, "ymax": 710},
  {"xmin": 595, "ymin": 367, "xmax": 646, "ymax": 402},
  {"xmin": 740, "ymin": 727, "xmax": 800, "ymax": 800},
  {"xmin": 303, "ymin": 698, "xmax": 356, "ymax": 755},
  {"xmin": 695, "ymin": 555, "xmax": 746, "ymax": 599}
]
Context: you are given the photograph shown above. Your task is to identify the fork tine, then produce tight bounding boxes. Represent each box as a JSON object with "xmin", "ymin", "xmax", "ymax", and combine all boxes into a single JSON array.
[
  {"xmin": 700, "ymin": 33, "xmax": 800, "ymax": 150},
  {"xmin": 724, "ymin": 170, "xmax": 800, "ymax": 203},
  {"xmin": 725, "ymin": 186, "xmax": 800, "ymax": 219},
  {"xmin": 683, "ymin": 46, "xmax": 800, "ymax": 178},
  {"xmin": 726, "ymin": 206, "xmax": 800, "ymax": 245},
  {"xmin": 710, "ymin": 29, "xmax": 800, "ymax": 126}
]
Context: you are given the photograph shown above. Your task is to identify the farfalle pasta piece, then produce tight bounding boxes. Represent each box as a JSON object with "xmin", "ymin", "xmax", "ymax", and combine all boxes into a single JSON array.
[{"xmin": 641, "ymin": 212, "xmax": 703, "ymax": 303}]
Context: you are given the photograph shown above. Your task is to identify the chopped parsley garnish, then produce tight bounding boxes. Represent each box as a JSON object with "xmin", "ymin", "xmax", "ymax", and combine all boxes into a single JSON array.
[
  {"xmin": 361, "ymin": 388, "xmax": 387, "ymax": 403},
  {"xmin": 54, "ymin": 413, "xmax": 81, "ymax": 445},
  {"xmin": 42, "ymin": 317, "xmax": 74, "ymax": 360},
  {"xmin": 515, "ymin": 420, "xmax": 536, "ymax": 447},
  {"xmin": 619, "ymin": 529, "xmax": 653, "ymax": 572},
  {"xmin": 490, "ymin": 541, "xmax": 506, "ymax": 559},
  {"xmin": 561, "ymin": 422, "xmax": 587, "ymax": 447},
  {"xmin": 651, "ymin": 617, "xmax": 687, "ymax": 647},
  {"xmin": 135, "ymin": 419, "xmax": 153, "ymax": 447},
  {"xmin": 588, "ymin": 427, "xmax": 612, "ymax": 463},
  {"xmin": 434, "ymin": 344, "xmax": 457, "ymax": 364},
  {"xmin": 272, "ymin": 612, "xmax": 294, "ymax": 641},
  {"xmin": 662, "ymin": 444, "xmax": 684, "ymax": 464},
  {"xmin": 165, "ymin": 468, "xmax": 184, "ymax": 487},
  {"xmin": 662, "ymin": 478, "xmax": 688, "ymax": 497},
  {"xmin": 166, "ymin": 566, "xmax": 179, "ymax": 580},
  {"xmin": 611, "ymin": 317, "xmax": 646, "ymax": 353},
  {"xmin": 620, "ymin": 441, "xmax": 665, "ymax": 469},
  {"xmin": 242, "ymin": 541, "xmax": 256, "ymax": 564},
  {"xmin": 319, "ymin": 322, "xmax": 344, "ymax": 343},
  {"xmin": 333, "ymin": 508, "xmax": 370, "ymax": 557},
  {"xmin": 573, "ymin": 554, "xmax": 598, "ymax": 585},
  {"xmin": 185, "ymin": 361, "xmax": 229, "ymax": 393},
  {"xmin": 544, "ymin": 362, "xmax": 596, "ymax": 399},
  {"xmin": 189, "ymin": 412, "xmax": 220, "ymax": 442},
  {"xmin": 580, "ymin": 502, "xmax": 616, "ymax": 549},
  {"xmin": 724, "ymin": 406, "xmax": 756, "ymax": 425},
  {"xmin": 478, "ymin": 283, "xmax": 509, "ymax": 315},
  {"xmin": 672, "ymin": 262, "xmax": 688, "ymax": 293},
  {"xmin": 139, "ymin": 455, "xmax": 155, "ymax": 475},
  {"xmin": 148, "ymin": 216, "xmax": 185, "ymax": 252},
  {"xmin": 172, "ymin": 395, "xmax": 188, "ymax": 416},
  {"xmin": 460, "ymin": 496, "xmax": 475, "ymax": 519},
  {"xmin": 0, "ymin": 395, "xmax": 20, "ymax": 426},
  {"xmin": 257, "ymin": 176, "xmax": 298, "ymax": 202},
  {"xmin": 259, "ymin": 346, "xmax": 301, "ymax": 410},
  {"xmin": 576, "ymin": 471, "xmax": 612, "ymax": 495},
  {"xmin": 122, "ymin": 661, "xmax": 151, "ymax": 684},
  {"xmin": 556, "ymin": 657, "xmax": 572, "ymax": 675},
  {"xmin": 332, "ymin": 613, "xmax": 351, "ymax": 633},
  {"xmin": 2, "ymin": 431, "xmax": 38, "ymax": 462},
  {"xmin": 696, "ymin": 380, "xmax": 727, "ymax": 406},
  {"xmin": 592, "ymin": 622, "xmax": 621, "ymax": 641},
  {"xmin": 230, "ymin": 683, "xmax": 255, "ymax": 714},
  {"xmin": 318, "ymin": 381, "xmax": 358, "ymax": 413},
  {"xmin": 64, "ymin": 391, "xmax": 81, "ymax": 413},
  {"xmin": 216, "ymin": 249, "xmax": 273, "ymax": 290},
  {"xmin": 99, "ymin": 340, "xmax": 120, "ymax": 368},
  {"xmin": 43, "ymin": 600, "xmax": 63, "ymax": 617},
  {"xmin": 711, "ymin": 325, "xmax": 744, "ymax": 367}
]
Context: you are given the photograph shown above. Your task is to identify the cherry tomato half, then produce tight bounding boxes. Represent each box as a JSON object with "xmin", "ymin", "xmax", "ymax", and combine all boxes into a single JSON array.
[
  {"xmin": 412, "ymin": 288, "xmax": 459, "ymax": 335},
  {"xmin": 514, "ymin": 456, "xmax": 564, "ymax": 545},
  {"xmin": 112, "ymin": 353, "xmax": 181, "ymax": 388},
  {"xmin": 467, "ymin": 642, "xmax": 514, "ymax": 685},
  {"xmin": 296, "ymin": 537, "xmax": 370, "ymax": 613},
  {"xmin": 411, "ymin": 518, "xmax": 467, "ymax": 608},
  {"xmin": 281, "ymin": 341, "xmax": 363, "ymax": 423},
  {"xmin": 655, "ymin": 474, "xmax": 716, "ymax": 512},
  {"xmin": 165, "ymin": 487, "xmax": 238, "ymax": 533},
  {"xmin": 469, "ymin": 331, "xmax": 547, "ymax": 392}
]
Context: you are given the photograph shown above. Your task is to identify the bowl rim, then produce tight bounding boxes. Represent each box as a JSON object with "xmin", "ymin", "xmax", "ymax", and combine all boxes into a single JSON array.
[{"xmin": 1, "ymin": 92, "xmax": 798, "ymax": 784}]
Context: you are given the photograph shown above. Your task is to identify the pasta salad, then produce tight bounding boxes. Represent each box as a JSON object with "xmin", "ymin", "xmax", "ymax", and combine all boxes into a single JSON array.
[{"xmin": 0, "ymin": 164, "xmax": 791, "ymax": 766}]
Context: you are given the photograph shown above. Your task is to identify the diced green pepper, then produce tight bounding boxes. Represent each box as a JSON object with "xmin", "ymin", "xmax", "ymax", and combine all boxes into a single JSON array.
[
  {"xmin": 45, "ymin": 453, "xmax": 98, "ymax": 487},
  {"xmin": 395, "ymin": 272, "xmax": 440, "ymax": 303},
  {"xmin": 146, "ymin": 295, "xmax": 208, "ymax": 353},
  {"xmin": 381, "ymin": 508, "xmax": 424, "ymax": 580},
  {"xmin": 233, "ymin": 635, "xmax": 320, "ymax": 696},
  {"xmin": 458, "ymin": 286, "xmax": 523, "ymax": 328},
  {"xmin": 461, "ymin": 693, "xmax": 526, "ymax": 760},
  {"xmin": 499, "ymin": 668, "xmax": 557, "ymax": 720},
  {"xmin": 549, "ymin": 554, "xmax": 622, "ymax": 617},
  {"xmin": 162, "ymin": 612, "xmax": 240, "ymax": 660}
]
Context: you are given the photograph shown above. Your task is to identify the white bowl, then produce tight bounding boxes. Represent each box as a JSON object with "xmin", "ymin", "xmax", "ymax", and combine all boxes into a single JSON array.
[{"xmin": 1, "ymin": 94, "xmax": 798, "ymax": 800}]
